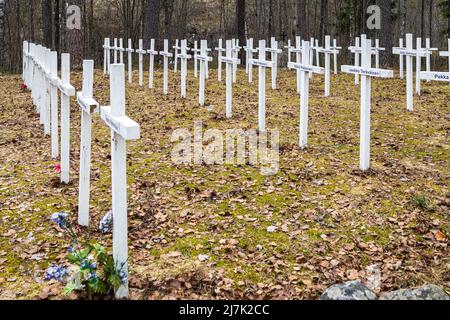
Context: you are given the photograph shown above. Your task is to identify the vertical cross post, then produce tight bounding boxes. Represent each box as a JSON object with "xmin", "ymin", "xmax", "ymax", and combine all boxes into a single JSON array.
[
  {"xmin": 77, "ymin": 60, "xmax": 99, "ymax": 226},
  {"xmin": 291, "ymin": 36, "xmax": 302, "ymax": 93},
  {"xmin": 284, "ymin": 39, "xmax": 292, "ymax": 65},
  {"xmin": 136, "ymin": 39, "xmax": 146, "ymax": 86},
  {"xmin": 215, "ymin": 39, "xmax": 225, "ymax": 81},
  {"xmin": 58, "ymin": 53, "xmax": 76, "ymax": 184},
  {"xmin": 43, "ymin": 48, "xmax": 51, "ymax": 136},
  {"xmin": 173, "ymin": 39, "xmax": 180, "ymax": 73},
  {"xmin": 392, "ymin": 38, "xmax": 405, "ymax": 79},
  {"xmin": 319, "ymin": 36, "xmax": 339, "ymax": 97},
  {"xmin": 119, "ymin": 38, "xmax": 125, "ymax": 64},
  {"xmin": 243, "ymin": 38, "xmax": 256, "ymax": 83},
  {"xmin": 103, "ymin": 38, "xmax": 111, "ymax": 74},
  {"xmin": 113, "ymin": 38, "xmax": 118, "ymax": 64},
  {"xmin": 423, "ymin": 38, "xmax": 438, "ymax": 82},
  {"xmin": 416, "ymin": 37, "xmax": 422, "ymax": 95},
  {"xmin": 267, "ymin": 37, "xmax": 282, "ymax": 90},
  {"xmin": 147, "ymin": 39, "xmax": 158, "ymax": 89},
  {"xmin": 332, "ymin": 39, "xmax": 341, "ymax": 75},
  {"xmin": 220, "ymin": 40, "xmax": 240, "ymax": 118},
  {"xmin": 439, "ymin": 39, "xmax": 450, "ymax": 87},
  {"xmin": 179, "ymin": 39, "xmax": 192, "ymax": 99},
  {"xmin": 231, "ymin": 39, "xmax": 241, "ymax": 83},
  {"xmin": 159, "ymin": 39, "xmax": 173, "ymax": 95},
  {"xmin": 126, "ymin": 39, "xmax": 134, "ymax": 84},
  {"xmin": 197, "ymin": 40, "xmax": 213, "ymax": 106},
  {"xmin": 49, "ymin": 51, "xmax": 60, "ymax": 159},
  {"xmin": 193, "ymin": 41, "xmax": 200, "ymax": 78}
]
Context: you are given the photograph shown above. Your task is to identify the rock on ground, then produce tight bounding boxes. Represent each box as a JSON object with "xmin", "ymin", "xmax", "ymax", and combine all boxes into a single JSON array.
[
  {"xmin": 319, "ymin": 281, "xmax": 377, "ymax": 300},
  {"xmin": 379, "ymin": 284, "xmax": 450, "ymax": 300}
]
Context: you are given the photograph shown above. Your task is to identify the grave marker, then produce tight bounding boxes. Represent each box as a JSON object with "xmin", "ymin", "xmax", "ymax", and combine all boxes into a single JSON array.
[
  {"xmin": 43, "ymin": 48, "xmax": 51, "ymax": 136},
  {"xmin": 103, "ymin": 38, "xmax": 111, "ymax": 74},
  {"xmin": 100, "ymin": 63, "xmax": 140, "ymax": 299},
  {"xmin": 77, "ymin": 60, "xmax": 99, "ymax": 226},
  {"xmin": 393, "ymin": 38, "xmax": 405, "ymax": 79},
  {"xmin": 179, "ymin": 39, "xmax": 192, "ymax": 99},
  {"xmin": 284, "ymin": 39, "xmax": 293, "ymax": 65},
  {"xmin": 249, "ymin": 40, "xmax": 275, "ymax": 132},
  {"xmin": 231, "ymin": 39, "xmax": 241, "ymax": 83},
  {"xmin": 136, "ymin": 39, "xmax": 147, "ymax": 86},
  {"xmin": 147, "ymin": 39, "xmax": 158, "ymax": 89},
  {"xmin": 159, "ymin": 39, "xmax": 173, "ymax": 95},
  {"xmin": 193, "ymin": 41, "xmax": 200, "ymax": 78},
  {"xmin": 126, "ymin": 39, "xmax": 134, "ymax": 84},
  {"xmin": 48, "ymin": 51, "xmax": 60, "ymax": 159},
  {"xmin": 215, "ymin": 39, "xmax": 225, "ymax": 81},
  {"xmin": 219, "ymin": 40, "xmax": 240, "ymax": 118},
  {"xmin": 118, "ymin": 38, "xmax": 125, "ymax": 64},
  {"xmin": 439, "ymin": 39, "xmax": 450, "ymax": 86},
  {"xmin": 319, "ymin": 36, "xmax": 339, "ymax": 96},
  {"xmin": 267, "ymin": 37, "xmax": 282, "ymax": 90},
  {"xmin": 373, "ymin": 39, "xmax": 385, "ymax": 69},
  {"xmin": 113, "ymin": 38, "xmax": 118, "ymax": 64},
  {"xmin": 342, "ymin": 39, "xmax": 393, "ymax": 171},
  {"xmin": 423, "ymin": 38, "xmax": 438, "ymax": 82},
  {"xmin": 288, "ymin": 41, "xmax": 324, "ymax": 148},
  {"xmin": 173, "ymin": 39, "xmax": 180, "ymax": 73},
  {"xmin": 331, "ymin": 39, "xmax": 341, "ymax": 75},
  {"xmin": 196, "ymin": 40, "xmax": 213, "ymax": 106},
  {"xmin": 243, "ymin": 38, "xmax": 257, "ymax": 83},
  {"xmin": 416, "ymin": 37, "xmax": 423, "ymax": 95},
  {"xmin": 58, "ymin": 53, "xmax": 76, "ymax": 184},
  {"xmin": 290, "ymin": 36, "xmax": 302, "ymax": 93}
]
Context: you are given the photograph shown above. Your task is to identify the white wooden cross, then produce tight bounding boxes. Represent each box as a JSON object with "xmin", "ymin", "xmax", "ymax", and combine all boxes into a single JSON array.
[
  {"xmin": 319, "ymin": 35, "xmax": 339, "ymax": 97},
  {"xmin": 136, "ymin": 39, "xmax": 147, "ymax": 86},
  {"xmin": 193, "ymin": 41, "xmax": 200, "ymax": 78},
  {"xmin": 249, "ymin": 40, "xmax": 275, "ymax": 132},
  {"xmin": 173, "ymin": 39, "xmax": 180, "ymax": 73},
  {"xmin": 284, "ymin": 39, "xmax": 293, "ymax": 65},
  {"xmin": 147, "ymin": 39, "xmax": 158, "ymax": 89},
  {"xmin": 439, "ymin": 39, "xmax": 450, "ymax": 86},
  {"xmin": 179, "ymin": 39, "xmax": 192, "ymax": 99},
  {"xmin": 420, "ymin": 67, "xmax": 450, "ymax": 83},
  {"xmin": 113, "ymin": 38, "xmax": 118, "ymax": 64},
  {"xmin": 372, "ymin": 39, "xmax": 385, "ymax": 69},
  {"xmin": 220, "ymin": 40, "xmax": 240, "ymax": 118},
  {"xmin": 288, "ymin": 40, "xmax": 324, "ymax": 149},
  {"xmin": 393, "ymin": 34, "xmax": 426, "ymax": 111},
  {"xmin": 58, "ymin": 53, "xmax": 76, "ymax": 184},
  {"xmin": 290, "ymin": 36, "xmax": 302, "ymax": 93},
  {"xmin": 100, "ymin": 63, "xmax": 140, "ymax": 299},
  {"xmin": 196, "ymin": 40, "xmax": 213, "ymax": 106},
  {"xmin": 416, "ymin": 37, "xmax": 424, "ymax": 95},
  {"xmin": 331, "ymin": 39, "xmax": 341, "ymax": 75},
  {"xmin": 48, "ymin": 51, "xmax": 60, "ymax": 159},
  {"xmin": 314, "ymin": 39, "xmax": 321, "ymax": 68},
  {"xmin": 103, "ymin": 38, "xmax": 111, "ymax": 74},
  {"xmin": 342, "ymin": 39, "xmax": 393, "ymax": 171},
  {"xmin": 231, "ymin": 39, "xmax": 241, "ymax": 83},
  {"xmin": 423, "ymin": 38, "xmax": 438, "ymax": 82},
  {"xmin": 159, "ymin": 39, "xmax": 173, "ymax": 95},
  {"xmin": 43, "ymin": 48, "xmax": 51, "ymax": 136},
  {"xmin": 350, "ymin": 36, "xmax": 361, "ymax": 84},
  {"xmin": 126, "ymin": 39, "xmax": 134, "ymax": 84},
  {"xmin": 215, "ymin": 39, "xmax": 225, "ymax": 81},
  {"xmin": 22, "ymin": 41, "xmax": 28, "ymax": 85},
  {"xmin": 267, "ymin": 37, "xmax": 282, "ymax": 90},
  {"xmin": 243, "ymin": 38, "xmax": 257, "ymax": 83},
  {"xmin": 393, "ymin": 38, "xmax": 405, "ymax": 79},
  {"xmin": 77, "ymin": 60, "xmax": 99, "ymax": 226},
  {"xmin": 118, "ymin": 38, "xmax": 125, "ymax": 64}
]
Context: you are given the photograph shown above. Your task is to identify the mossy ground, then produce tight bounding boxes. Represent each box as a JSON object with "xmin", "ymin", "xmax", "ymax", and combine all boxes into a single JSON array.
[{"xmin": 0, "ymin": 65, "xmax": 448, "ymax": 299}]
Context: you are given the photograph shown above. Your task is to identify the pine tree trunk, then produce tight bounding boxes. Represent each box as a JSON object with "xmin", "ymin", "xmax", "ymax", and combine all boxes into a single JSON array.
[{"xmin": 296, "ymin": 0, "xmax": 308, "ymax": 38}]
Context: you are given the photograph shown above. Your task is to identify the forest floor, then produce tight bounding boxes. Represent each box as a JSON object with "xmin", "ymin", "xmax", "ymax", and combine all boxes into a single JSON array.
[{"xmin": 0, "ymin": 67, "xmax": 449, "ymax": 300}]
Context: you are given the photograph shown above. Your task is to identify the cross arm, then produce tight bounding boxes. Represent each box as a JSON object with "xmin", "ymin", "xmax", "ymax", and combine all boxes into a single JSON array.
[
  {"xmin": 100, "ymin": 106, "xmax": 141, "ymax": 140},
  {"xmin": 58, "ymin": 81, "xmax": 76, "ymax": 97},
  {"xmin": 250, "ymin": 59, "xmax": 275, "ymax": 68},
  {"xmin": 147, "ymin": 49, "xmax": 158, "ymax": 55},
  {"xmin": 440, "ymin": 51, "xmax": 450, "ymax": 57},
  {"xmin": 288, "ymin": 62, "xmax": 324, "ymax": 74},
  {"xmin": 341, "ymin": 65, "xmax": 394, "ymax": 78},
  {"xmin": 77, "ymin": 92, "xmax": 99, "ymax": 115},
  {"xmin": 420, "ymin": 71, "xmax": 450, "ymax": 82},
  {"xmin": 219, "ymin": 56, "xmax": 240, "ymax": 64},
  {"xmin": 194, "ymin": 54, "xmax": 213, "ymax": 62},
  {"xmin": 159, "ymin": 51, "xmax": 173, "ymax": 57}
]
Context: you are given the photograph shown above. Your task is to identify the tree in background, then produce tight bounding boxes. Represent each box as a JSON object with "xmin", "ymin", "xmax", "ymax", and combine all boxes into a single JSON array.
[
  {"xmin": 236, "ymin": 0, "xmax": 245, "ymax": 59},
  {"xmin": 296, "ymin": 0, "xmax": 309, "ymax": 39},
  {"xmin": 440, "ymin": 0, "xmax": 450, "ymax": 36},
  {"xmin": 143, "ymin": 0, "xmax": 160, "ymax": 48},
  {"xmin": 378, "ymin": 0, "xmax": 392, "ymax": 66}
]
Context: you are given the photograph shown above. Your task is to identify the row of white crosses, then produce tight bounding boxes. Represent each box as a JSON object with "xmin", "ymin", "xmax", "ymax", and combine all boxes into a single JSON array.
[{"xmin": 349, "ymin": 35, "xmax": 385, "ymax": 85}]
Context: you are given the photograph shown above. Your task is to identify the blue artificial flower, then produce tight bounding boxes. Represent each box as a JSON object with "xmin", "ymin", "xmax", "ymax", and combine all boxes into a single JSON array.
[
  {"xmin": 44, "ymin": 265, "xmax": 68, "ymax": 282},
  {"xmin": 67, "ymin": 245, "xmax": 73, "ymax": 254},
  {"xmin": 99, "ymin": 210, "xmax": 113, "ymax": 234},
  {"xmin": 119, "ymin": 270, "xmax": 128, "ymax": 284},
  {"xmin": 50, "ymin": 212, "xmax": 70, "ymax": 229}
]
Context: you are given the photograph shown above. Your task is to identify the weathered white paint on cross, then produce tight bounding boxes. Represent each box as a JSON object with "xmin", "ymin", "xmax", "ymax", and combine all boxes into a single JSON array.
[
  {"xmin": 147, "ymin": 39, "xmax": 158, "ymax": 89},
  {"xmin": 43, "ymin": 48, "xmax": 51, "ymax": 136},
  {"xmin": 314, "ymin": 39, "xmax": 321, "ymax": 68},
  {"xmin": 22, "ymin": 41, "xmax": 28, "ymax": 85},
  {"xmin": 220, "ymin": 40, "xmax": 240, "ymax": 118},
  {"xmin": 193, "ymin": 41, "xmax": 200, "ymax": 78},
  {"xmin": 126, "ymin": 39, "xmax": 134, "ymax": 84},
  {"xmin": 77, "ymin": 60, "xmax": 99, "ymax": 227},
  {"xmin": 136, "ymin": 39, "xmax": 147, "ymax": 87},
  {"xmin": 113, "ymin": 38, "xmax": 118, "ymax": 64},
  {"xmin": 341, "ymin": 39, "xmax": 393, "ymax": 171},
  {"xmin": 415, "ymin": 37, "xmax": 424, "ymax": 95},
  {"xmin": 331, "ymin": 39, "xmax": 341, "ymax": 75},
  {"xmin": 350, "ymin": 36, "xmax": 361, "ymax": 84},
  {"xmin": 118, "ymin": 38, "xmax": 125, "ymax": 64},
  {"xmin": 100, "ymin": 63, "xmax": 140, "ymax": 299},
  {"xmin": 284, "ymin": 39, "xmax": 293, "ymax": 65},
  {"xmin": 422, "ymin": 38, "xmax": 438, "ymax": 83},
  {"xmin": 392, "ymin": 38, "xmax": 405, "ymax": 79},
  {"xmin": 196, "ymin": 40, "xmax": 213, "ymax": 106},
  {"xmin": 267, "ymin": 37, "xmax": 282, "ymax": 90},
  {"xmin": 215, "ymin": 39, "xmax": 225, "ymax": 81},
  {"xmin": 159, "ymin": 39, "xmax": 173, "ymax": 95},
  {"xmin": 290, "ymin": 36, "xmax": 303, "ymax": 93},
  {"xmin": 179, "ymin": 39, "xmax": 192, "ymax": 99},
  {"xmin": 58, "ymin": 53, "xmax": 76, "ymax": 184},
  {"xmin": 318, "ymin": 36, "xmax": 339, "ymax": 96},
  {"xmin": 48, "ymin": 51, "xmax": 60, "ymax": 159},
  {"xmin": 243, "ymin": 38, "xmax": 257, "ymax": 83},
  {"xmin": 249, "ymin": 40, "xmax": 275, "ymax": 132},
  {"xmin": 103, "ymin": 38, "xmax": 111, "ymax": 74},
  {"xmin": 173, "ymin": 39, "xmax": 180, "ymax": 73},
  {"xmin": 231, "ymin": 39, "xmax": 241, "ymax": 83},
  {"xmin": 288, "ymin": 40, "xmax": 324, "ymax": 148},
  {"xmin": 393, "ymin": 34, "xmax": 425, "ymax": 111}
]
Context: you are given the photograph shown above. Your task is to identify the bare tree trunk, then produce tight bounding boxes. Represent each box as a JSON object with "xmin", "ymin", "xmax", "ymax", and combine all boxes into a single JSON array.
[
  {"xmin": 66, "ymin": 0, "xmax": 83, "ymax": 67},
  {"xmin": 54, "ymin": 0, "xmax": 60, "ymax": 52},
  {"xmin": 143, "ymin": 0, "xmax": 160, "ymax": 48},
  {"xmin": 29, "ymin": 0, "xmax": 35, "ymax": 41},
  {"xmin": 236, "ymin": 0, "xmax": 245, "ymax": 58},
  {"xmin": 41, "ymin": 0, "xmax": 53, "ymax": 48},
  {"xmin": 296, "ymin": 0, "xmax": 308, "ymax": 38},
  {"xmin": 378, "ymin": 0, "xmax": 392, "ymax": 66},
  {"xmin": 319, "ymin": 0, "xmax": 328, "ymax": 42}
]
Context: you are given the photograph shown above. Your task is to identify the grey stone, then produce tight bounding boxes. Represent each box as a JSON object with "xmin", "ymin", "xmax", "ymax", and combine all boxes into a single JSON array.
[
  {"xmin": 319, "ymin": 281, "xmax": 378, "ymax": 300},
  {"xmin": 380, "ymin": 284, "xmax": 450, "ymax": 300}
]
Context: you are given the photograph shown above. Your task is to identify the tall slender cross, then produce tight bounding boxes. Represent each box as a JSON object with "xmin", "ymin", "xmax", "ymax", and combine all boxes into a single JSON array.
[
  {"xmin": 118, "ymin": 39, "xmax": 125, "ymax": 64},
  {"xmin": 22, "ymin": 41, "xmax": 28, "ymax": 85},
  {"xmin": 243, "ymin": 38, "xmax": 257, "ymax": 83},
  {"xmin": 48, "ymin": 51, "xmax": 60, "ymax": 159},
  {"xmin": 220, "ymin": 40, "xmax": 240, "ymax": 118},
  {"xmin": 136, "ymin": 39, "xmax": 147, "ymax": 86},
  {"xmin": 193, "ymin": 41, "xmax": 200, "ymax": 78},
  {"xmin": 77, "ymin": 60, "xmax": 99, "ymax": 226},
  {"xmin": 290, "ymin": 36, "xmax": 302, "ymax": 93},
  {"xmin": 215, "ymin": 39, "xmax": 225, "ymax": 81},
  {"xmin": 284, "ymin": 39, "xmax": 293, "ymax": 65},
  {"xmin": 147, "ymin": 39, "xmax": 158, "ymax": 89},
  {"xmin": 179, "ymin": 39, "xmax": 192, "ymax": 99},
  {"xmin": 196, "ymin": 40, "xmax": 213, "ymax": 106},
  {"xmin": 416, "ymin": 37, "xmax": 425, "ymax": 95},
  {"xmin": 103, "ymin": 38, "xmax": 111, "ymax": 74},
  {"xmin": 173, "ymin": 39, "xmax": 180, "ymax": 73},
  {"xmin": 43, "ymin": 48, "xmax": 51, "ymax": 136},
  {"xmin": 331, "ymin": 39, "xmax": 341, "ymax": 75},
  {"xmin": 231, "ymin": 39, "xmax": 241, "ymax": 83},
  {"xmin": 423, "ymin": 38, "xmax": 438, "ymax": 83},
  {"xmin": 126, "ymin": 39, "xmax": 134, "ymax": 84},
  {"xmin": 267, "ymin": 37, "xmax": 282, "ymax": 90},
  {"xmin": 113, "ymin": 38, "xmax": 118, "ymax": 64},
  {"xmin": 393, "ymin": 38, "xmax": 405, "ymax": 79},
  {"xmin": 58, "ymin": 53, "xmax": 76, "ymax": 184},
  {"xmin": 159, "ymin": 39, "xmax": 173, "ymax": 95},
  {"xmin": 372, "ymin": 39, "xmax": 385, "ymax": 69},
  {"xmin": 342, "ymin": 39, "xmax": 393, "ymax": 171},
  {"xmin": 314, "ymin": 39, "xmax": 321, "ymax": 68},
  {"xmin": 249, "ymin": 40, "xmax": 275, "ymax": 132},
  {"xmin": 100, "ymin": 63, "xmax": 140, "ymax": 299},
  {"xmin": 319, "ymin": 36, "xmax": 339, "ymax": 97},
  {"xmin": 288, "ymin": 41, "xmax": 324, "ymax": 148}
]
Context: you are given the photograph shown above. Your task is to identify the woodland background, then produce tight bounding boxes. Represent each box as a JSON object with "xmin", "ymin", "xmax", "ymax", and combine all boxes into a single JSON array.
[{"xmin": 0, "ymin": 0, "xmax": 449, "ymax": 72}]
